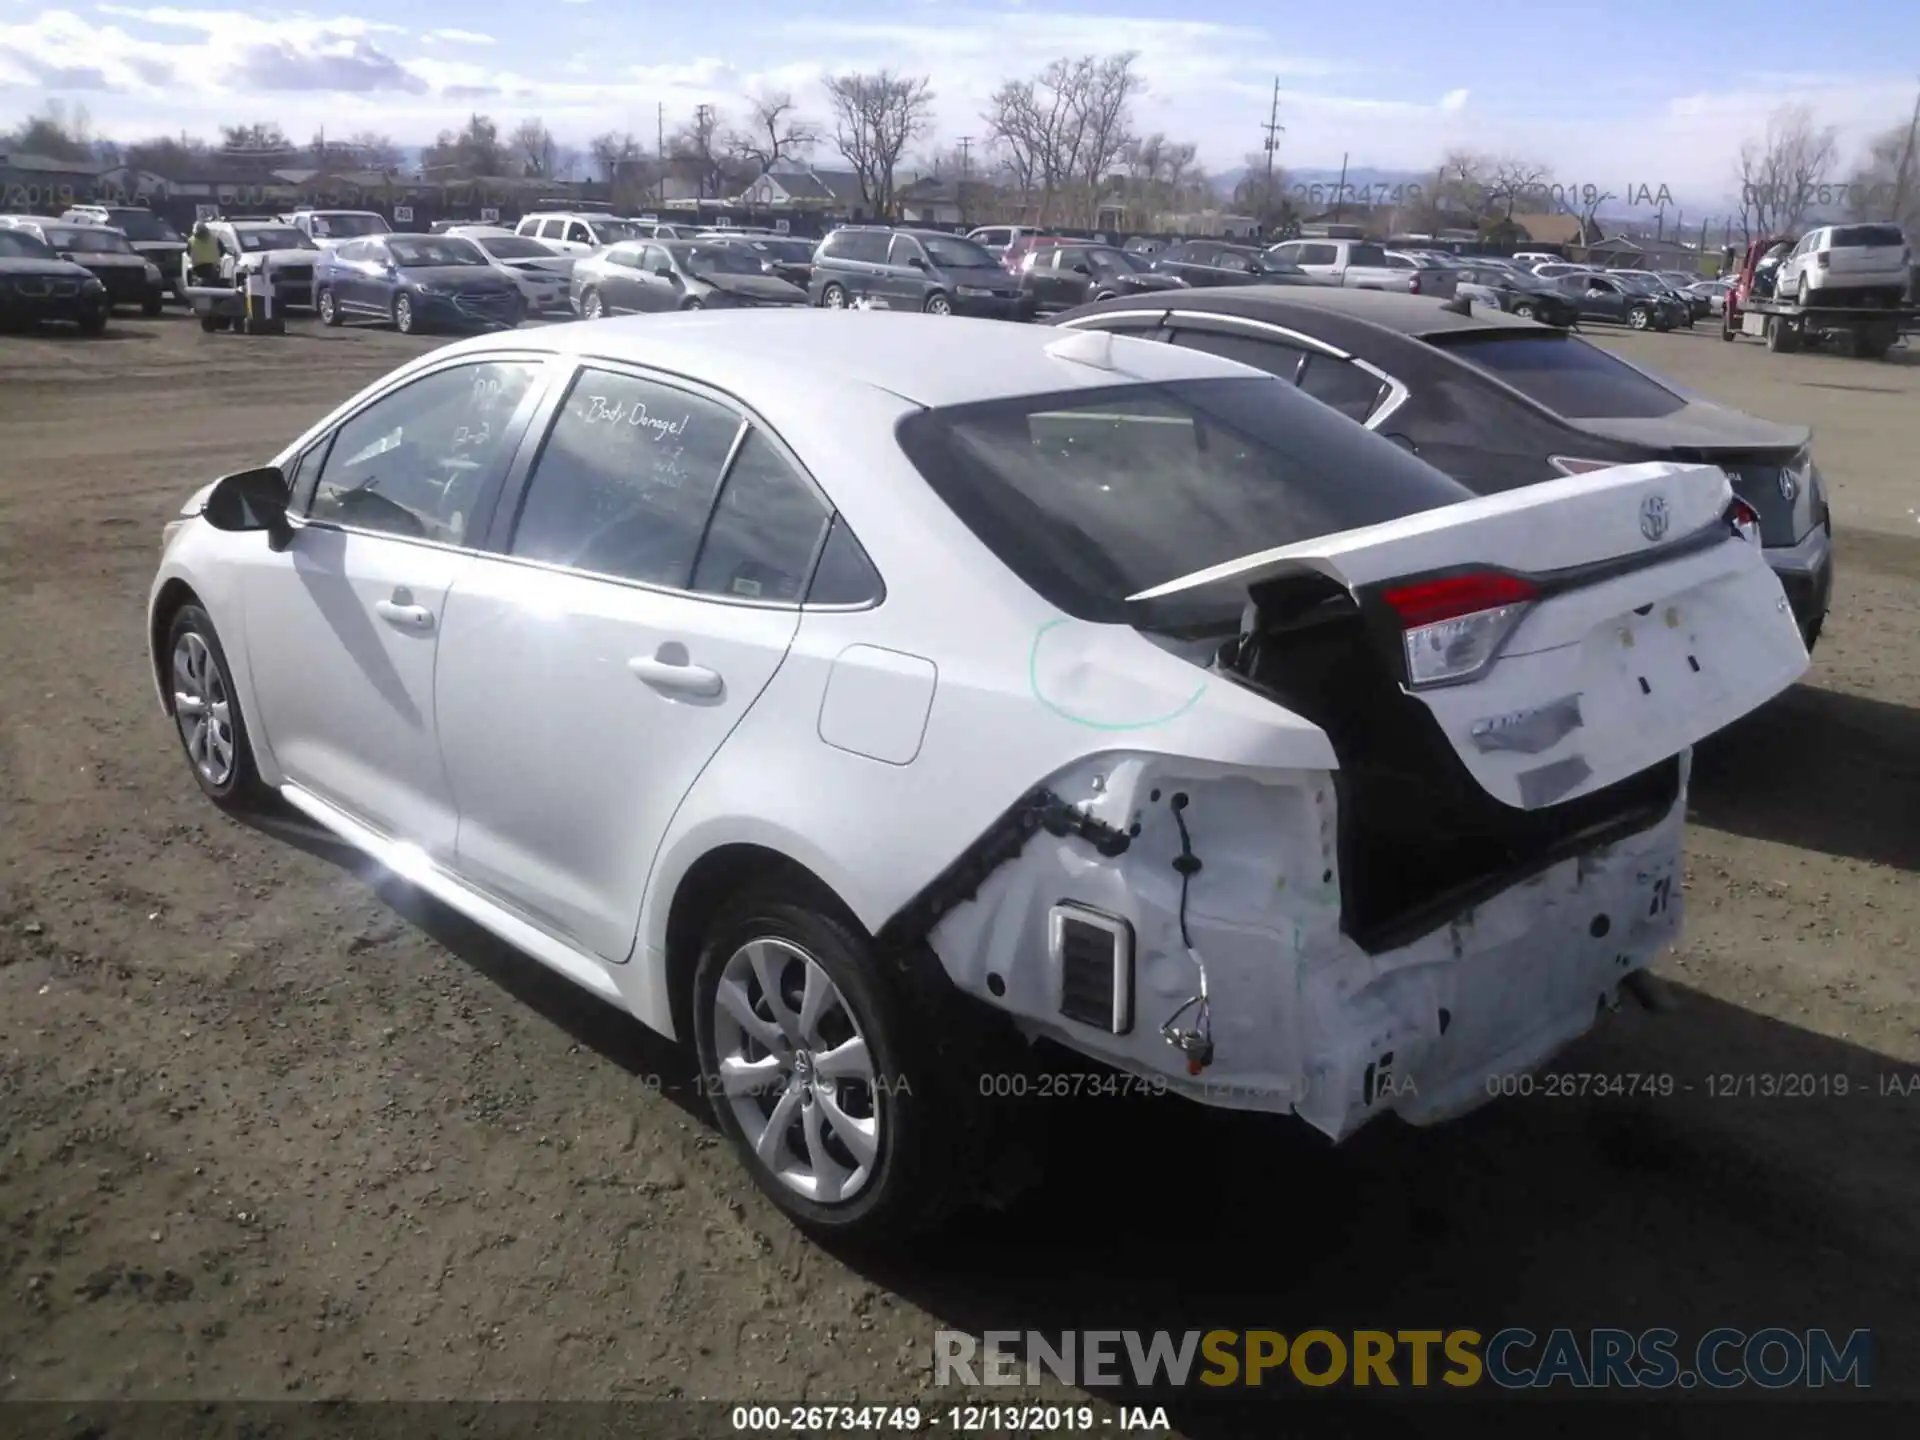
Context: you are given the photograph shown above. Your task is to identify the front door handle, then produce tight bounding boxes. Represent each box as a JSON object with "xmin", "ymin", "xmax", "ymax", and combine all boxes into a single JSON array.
[
  {"xmin": 375, "ymin": 599, "xmax": 434, "ymax": 631},
  {"xmin": 628, "ymin": 652, "xmax": 723, "ymax": 698}
]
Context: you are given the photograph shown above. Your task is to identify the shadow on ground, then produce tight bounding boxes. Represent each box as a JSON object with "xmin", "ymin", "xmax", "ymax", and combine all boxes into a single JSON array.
[{"xmin": 242, "ymin": 802, "xmax": 1920, "ymax": 1427}]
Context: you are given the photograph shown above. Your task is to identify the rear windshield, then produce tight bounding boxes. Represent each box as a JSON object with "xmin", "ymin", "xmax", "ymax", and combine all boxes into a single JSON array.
[
  {"xmin": 1428, "ymin": 332, "xmax": 1687, "ymax": 419},
  {"xmin": 895, "ymin": 377, "xmax": 1473, "ymax": 626},
  {"xmin": 388, "ymin": 236, "xmax": 487, "ymax": 267},
  {"xmin": 473, "ymin": 234, "xmax": 554, "ymax": 260},
  {"xmin": 1829, "ymin": 224, "xmax": 1905, "ymax": 248}
]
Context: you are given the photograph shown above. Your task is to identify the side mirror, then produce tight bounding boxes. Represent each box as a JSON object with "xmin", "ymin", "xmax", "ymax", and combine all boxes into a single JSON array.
[
  {"xmin": 653, "ymin": 261, "xmax": 677, "ymax": 278},
  {"xmin": 203, "ymin": 465, "xmax": 293, "ymax": 550},
  {"xmin": 907, "ymin": 256, "xmax": 930, "ymax": 270},
  {"xmin": 1070, "ymin": 262, "xmax": 1092, "ymax": 275}
]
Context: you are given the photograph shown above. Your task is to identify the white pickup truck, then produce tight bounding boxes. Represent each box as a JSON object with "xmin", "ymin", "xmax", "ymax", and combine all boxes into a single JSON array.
[{"xmin": 1264, "ymin": 238, "xmax": 1418, "ymax": 291}]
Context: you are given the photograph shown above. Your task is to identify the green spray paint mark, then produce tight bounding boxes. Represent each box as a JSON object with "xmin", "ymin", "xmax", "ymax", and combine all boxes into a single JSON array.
[{"xmin": 1028, "ymin": 618, "xmax": 1207, "ymax": 731}]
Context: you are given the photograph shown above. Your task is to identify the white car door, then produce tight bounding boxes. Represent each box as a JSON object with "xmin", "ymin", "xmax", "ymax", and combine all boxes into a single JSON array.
[
  {"xmin": 434, "ymin": 362, "xmax": 826, "ymax": 963},
  {"xmin": 242, "ymin": 356, "xmax": 550, "ymax": 858}
]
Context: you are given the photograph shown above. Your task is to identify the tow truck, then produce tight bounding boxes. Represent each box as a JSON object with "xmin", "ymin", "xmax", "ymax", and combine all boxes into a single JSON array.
[{"xmin": 1721, "ymin": 234, "xmax": 1915, "ymax": 359}]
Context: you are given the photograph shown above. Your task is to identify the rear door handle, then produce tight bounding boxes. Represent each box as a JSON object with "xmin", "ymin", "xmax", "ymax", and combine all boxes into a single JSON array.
[
  {"xmin": 628, "ymin": 654, "xmax": 723, "ymax": 698},
  {"xmin": 375, "ymin": 599, "xmax": 434, "ymax": 631}
]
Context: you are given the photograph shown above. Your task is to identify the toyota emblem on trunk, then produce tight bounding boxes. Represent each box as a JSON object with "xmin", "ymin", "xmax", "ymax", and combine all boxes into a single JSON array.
[{"xmin": 1639, "ymin": 494, "xmax": 1670, "ymax": 542}]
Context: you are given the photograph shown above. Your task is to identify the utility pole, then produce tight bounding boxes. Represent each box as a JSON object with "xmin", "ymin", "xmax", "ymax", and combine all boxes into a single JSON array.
[
  {"xmin": 1261, "ymin": 77, "xmax": 1284, "ymax": 193},
  {"xmin": 656, "ymin": 102, "xmax": 666, "ymax": 206},
  {"xmin": 956, "ymin": 135, "xmax": 972, "ymax": 225},
  {"xmin": 693, "ymin": 103, "xmax": 715, "ymax": 201}
]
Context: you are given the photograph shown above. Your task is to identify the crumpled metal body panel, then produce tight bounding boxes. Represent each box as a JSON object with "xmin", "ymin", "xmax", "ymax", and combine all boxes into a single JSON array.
[{"xmin": 927, "ymin": 748, "xmax": 1690, "ymax": 1142}]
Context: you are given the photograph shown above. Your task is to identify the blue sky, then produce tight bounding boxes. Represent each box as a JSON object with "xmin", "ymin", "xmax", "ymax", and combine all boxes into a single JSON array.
[{"xmin": 2, "ymin": 1, "xmax": 1916, "ymax": 211}]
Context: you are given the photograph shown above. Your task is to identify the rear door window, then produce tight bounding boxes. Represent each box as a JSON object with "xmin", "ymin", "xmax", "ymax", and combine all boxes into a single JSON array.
[
  {"xmin": 1297, "ymin": 356, "xmax": 1389, "ymax": 422},
  {"xmin": 508, "ymin": 369, "xmax": 743, "ymax": 587},
  {"xmin": 1169, "ymin": 327, "xmax": 1310, "ymax": 382},
  {"xmin": 690, "ymin": 430, "xmax": 833, "ymax": 603},
  {"xmin": 1347, "ymin": 243, "xmax": 1388, "ymax": 267},
  {"xmin": 1425, "ymin": 332, "xmax": 1687, "ymax": 419},
  {"xmin": 827, "ymin": 231, "xmax": 890, "ymax": 263}
]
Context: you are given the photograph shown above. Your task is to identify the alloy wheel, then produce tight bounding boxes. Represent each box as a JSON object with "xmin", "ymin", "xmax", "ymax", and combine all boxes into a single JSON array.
[
  {"xmin": 394, "ymin": 295, "xmax": 414, "ymax": 333},
  {"xmin": 822, "ymin": 284, "xmax": 848, "ymax": 309},
  {"xmin": 925, "ymin": 293, "xmax": 951, "ymax": 315},
  {"xmin": 710, "ymin": 936, "xmax": 881, "ymax": 1205},
  {"xmin": 172, "ymin": 632, "xmax": 235, "ymax": 789}
]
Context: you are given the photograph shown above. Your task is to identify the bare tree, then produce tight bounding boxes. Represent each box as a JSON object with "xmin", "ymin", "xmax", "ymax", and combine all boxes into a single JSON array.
[
  {"xmin": 1736, "ymin": 103, "xmax": 1839, "ymax": 235},
  {"xmin": 2, "ymin": 101, "xmax": 100, "ymax": 163},
  {"xmin": 1485, "ymin": 156, "xmax": 1552, "ymax": 220},
  {"xmin": 589, "ymin": 131, "xmax": 644, "ymax": 186},
  {"xmin": 726, "ymin": 90, "xmax": 818, "ymax": 176},
  {"xmin": 1842, "ymin": 87, "xmax": 1920, "ymax": 235},
  {"xmin": 1124, "ymin": 132, "xmax": 1203, "ymax": 227},
  {"xmin": 1069, "ymin": 52, "xmax": 1143, "ymax": 225},
  {"xmin": 1559, "ymin": 185, "xmax": 1616, "ymax": 245},
  {"xmin": 219, "ymin": 121, "xmax": 294, "ymax": 157},
  {"xmin": 1234, "ymin": 151, "xmax": 1297, "ymax": 235},
  {"xmin": 511, "ymin": 118, "xmax": 560, "ymax": 178},
  {"xmin": 824, "ymin": 69, "xmax": 936, "ymax": 219},
  {"xmin": 668, "ymin": 105, "xmax": 737, "ymax": 198}
]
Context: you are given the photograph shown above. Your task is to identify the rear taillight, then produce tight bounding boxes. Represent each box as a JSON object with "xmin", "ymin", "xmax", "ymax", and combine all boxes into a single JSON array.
[
  {"xmin": 1408, "ymin": 273, "xmax": 1422, "ymax": 294},
  {"xmin": 1726, "ymin": 497, "xmax": 1762, "ymax": 546},
  {"xmin": 1548, "ymin": 455, "xmax": 1618, "ymax": 476},
  {"xmin": 1381, "ymin": 571, "xmax": 1539, "ymax": 688}
]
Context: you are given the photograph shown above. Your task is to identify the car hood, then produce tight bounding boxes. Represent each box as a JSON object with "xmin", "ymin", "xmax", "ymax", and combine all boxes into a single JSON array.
[
  {"xmin": 1565, "ymin": 402, "xmax": 1810, "ymax": 454},
  {"xmin": 507, "ymin": 256, "xmax": 574, "ymax": 276},
  {"xmin": 700, "ymin": 272, "xmax": 809, "ymax": 301},
  {"xmin": 64, "ymin": 252, "xmax": 146, "ymax": 268},
  {"xmin": 0, "ymin": 257, "xmax": 96, "ymax": 279},
  {"xmin": 1116, "ymin": 273, "xmax": 1185, "ymax": 290},
  {"xmin": 404, "ymin": 266, "xmax": 518, "ymax": 290},
  {"xmin": 249, "ymin": 249, "xmax": 320, "ymax": 267}
]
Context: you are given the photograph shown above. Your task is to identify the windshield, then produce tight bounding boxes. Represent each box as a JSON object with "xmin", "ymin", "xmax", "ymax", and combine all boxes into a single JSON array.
[
  {"xmin": 672, "ymin": 243, "xmax": 767, "ymax": 276},
  {"xmin": 307, "ymin": 212, "xmax": 391, "ymax": 238},
  {"xmin": 1088, "ymin": 247, "xmax": 1150, "ymax": 273},
  {"xmin": 474, "ymin": 235, "xmax": 556, "ymax": 260},
  {"xmin": 590, "ymin": 220, "xmax": 648, "ymax": 243},
  {"xmin": 236, "ymin": 228, "xmax": 315, "ymax": 252},
  {"xmin": 102, "ymin": 210, "xmax": 180, "ymax": 242},
  {"xmin": 894, "ymin": 376, "xmax": 1473, "ymax": 628},
  {"xmin": 1426, "ymin": 332, "xmax": 1687, "ymax": 419},
  {"xmin": 921, "ymin": 234, "xmax": 997, "ymax": 269},
  {"xmin": 0, "ymin": 230, "xmax": 57, "ymax": 259},
  {"xmin": 388, "ymin": 236, "xmax": 488, "ymax": 267},
  {"xmin": 43, "ymin": 227, "xmax": 133, "ymax": 254}
]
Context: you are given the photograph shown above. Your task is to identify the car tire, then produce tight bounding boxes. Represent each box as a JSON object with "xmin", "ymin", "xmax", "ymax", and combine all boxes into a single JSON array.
[
  {"xmin": 691, "ymin": 887, "xmax": 960, "ymax": 1245},
  {"xmin": 142, "ymin": 294, "xmax": 164, "ymax": 317},
  {"xmin": 392, "ymin": 293, "xmax": 418, "ymax": 334},
  {"xmin": 683, "ymin": 297, "xmax": 704, "ymax": 310},
  {"xmin": 1628, "ymin": 306, "xmax": 1651, "ymax": 330},
  {"xmin": 923, "ymin": 292, "xmax": 952, "ymax": 316},
  {"xmin": 1512, "ymin": 302, "xmax": 1536, "ymax": 320},
  {"xmin": 580, "ymin": 287, "xmax": 604, "ymax": 320},
  {"xmin": 820, "ymin": 282, "xmax": 849, "ymax": 309},
  {"xmin": 164, "ymin": 604, "xmax": 269, "ymax": 812},
  {"xmin": 78, "ymin": 310, "xmax": 108, "ymax": 336},
  {"xmin": 317, "ymin": 287, "xmax": 342, "ymax": 326}
]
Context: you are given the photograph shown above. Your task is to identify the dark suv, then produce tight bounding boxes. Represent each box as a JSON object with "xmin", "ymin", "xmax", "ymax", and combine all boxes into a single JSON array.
[{"xmin": 808, "ymin": 227, "xmax": 1032, "ymax": 319}]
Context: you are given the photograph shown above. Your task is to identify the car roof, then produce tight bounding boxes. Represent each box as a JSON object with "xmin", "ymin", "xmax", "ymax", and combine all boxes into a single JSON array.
[
  {"xmin": 1080, "ymin": 284, "xmax": 1540, "ymax": 343},
  {"xmin": 432, "ymin": 309, "xmax": 1261, "ymax": 408}
]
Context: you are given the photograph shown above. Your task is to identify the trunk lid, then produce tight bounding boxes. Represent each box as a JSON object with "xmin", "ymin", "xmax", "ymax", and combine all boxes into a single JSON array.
[
  {"xmin": 1131, "ymin": 460, "xmax": 1808, "ymax": 810},
  {"xmin": 1562, "ymin": 404, "xmax": 1816, "ymax": 545}
]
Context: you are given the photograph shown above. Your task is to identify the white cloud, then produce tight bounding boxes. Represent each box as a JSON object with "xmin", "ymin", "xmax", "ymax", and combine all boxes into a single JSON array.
[{"xmin": 2, "ymin": 7, "xmax": 1914, "ymax": 211}]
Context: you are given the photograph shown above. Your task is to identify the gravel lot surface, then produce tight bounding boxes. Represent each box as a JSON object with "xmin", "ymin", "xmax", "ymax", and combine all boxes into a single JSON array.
[{"xmin": 2, "ymin": 312, "xmax": 1916, "ymax": 1428}]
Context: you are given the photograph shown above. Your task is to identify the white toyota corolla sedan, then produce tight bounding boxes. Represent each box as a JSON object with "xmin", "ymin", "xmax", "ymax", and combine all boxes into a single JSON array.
[{"xmin": 148, "ymin": 310, "xmax": 1808, "ymax": 1239}]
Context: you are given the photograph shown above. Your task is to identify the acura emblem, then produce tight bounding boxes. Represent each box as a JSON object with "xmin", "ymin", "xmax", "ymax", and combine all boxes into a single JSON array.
[
  {"xmin": 1639, "ymin": 494, "xmax": 1670, "ymax": 543},
  {"xmin": 1779, "ymin": 468, "xmax": 1798, "ymax": 501}
]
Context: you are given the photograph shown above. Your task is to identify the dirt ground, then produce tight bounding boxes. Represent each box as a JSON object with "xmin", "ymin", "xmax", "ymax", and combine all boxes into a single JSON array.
[{"xmin": 2, "ymin": 311, "xmax": 1917, "ymax": 1427}]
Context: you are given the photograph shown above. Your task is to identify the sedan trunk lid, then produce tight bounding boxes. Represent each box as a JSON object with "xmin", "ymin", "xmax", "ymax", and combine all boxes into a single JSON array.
[{"xmin": 1130, "ymin": 460, "xmax": 1808, "ymax": 812}]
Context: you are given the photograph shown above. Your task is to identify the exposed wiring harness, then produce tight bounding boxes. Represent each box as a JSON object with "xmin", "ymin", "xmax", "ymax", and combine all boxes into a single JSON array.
[{"xmin": 1158, "ymin": 792, "xmax": 1214, "ymax": 1072}]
